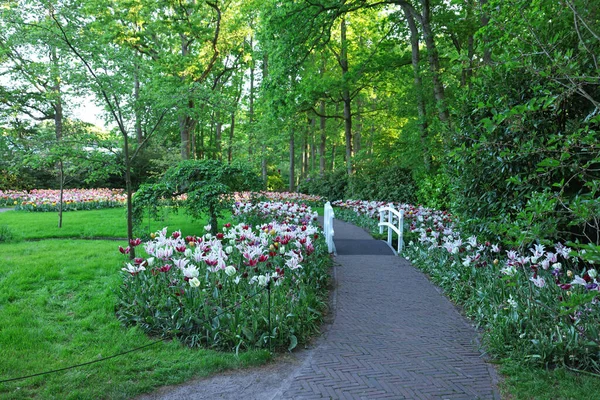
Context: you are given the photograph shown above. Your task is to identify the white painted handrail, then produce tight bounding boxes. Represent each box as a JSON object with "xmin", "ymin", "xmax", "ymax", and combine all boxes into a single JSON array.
[
  {"xmin": 324, "ymin": 201, "xmax": 336, "ymax": 253},
  {"xmin": 378, "ymin": 203, "xmax": 404, "ymax": 254}
]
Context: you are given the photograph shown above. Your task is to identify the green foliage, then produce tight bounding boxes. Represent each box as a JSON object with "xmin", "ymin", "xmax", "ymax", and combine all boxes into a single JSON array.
[
  {"xmin": 449, "ymin": 64, "xmax": 599, "ymax": 247},
  {"xmin": 0, "ymin": 121, "xmax": 122, "ymax": 190},
  {"xmin": 298, "ymin": 164, "xmax": 418, "ymax": 205},
  {"xmin": 297, "ymin": 169, "xmax": 349, "ymax": 201},
  {"xmin": 414, "ymin": 169, "xmax": 451, "ymax": 210},
  {"xmin": 133, "ymin": 160, "xmax": 262, "ymax": 235},
  {"xmin": 267, "ymin": 173, "xmax": 285, "ymax": 192},
  {"xmin": 348, "ymin": 163, "xmax": 417, "ymax": 204}
]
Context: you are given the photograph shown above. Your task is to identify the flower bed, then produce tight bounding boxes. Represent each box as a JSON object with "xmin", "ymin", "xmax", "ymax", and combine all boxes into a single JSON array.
[
  {"xmin": 117, "ymin": 203, "xmax": 330, "ymax": 351},
  {"xmin": 0, "ymin": 188, "xmax": 126, "ymax": 211},
  {"xmin": 235, "ymin": 191, "xmax": 324, "ymax": 205},
  {"xmin": 334, "ymin": 199, "xmax": 600, "ymax": 373},
  {"xmin": 232, "ymin": 201, "xmax": 318, "ymax": 226}
]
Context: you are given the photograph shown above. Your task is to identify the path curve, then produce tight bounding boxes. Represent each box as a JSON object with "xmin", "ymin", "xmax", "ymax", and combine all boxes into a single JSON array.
[{"xmin": 138, "ymin": 219, "xmax": 500, "ymax": 400}]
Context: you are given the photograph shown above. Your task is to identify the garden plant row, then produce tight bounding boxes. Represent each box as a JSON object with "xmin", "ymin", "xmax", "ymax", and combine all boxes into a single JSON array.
[
  {"xmin": 117, "ymin": 200, "xmax": 331, "ymax": 352},
  {"xmin": 333, "ymin": 199, "xmax": 600, "ymax": 374}
]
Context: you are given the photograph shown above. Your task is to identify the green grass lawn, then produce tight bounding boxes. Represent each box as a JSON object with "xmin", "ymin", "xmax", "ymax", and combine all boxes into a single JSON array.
[
  {"xmin": 499, "ymin": 361, "xmax": 600, "ymax": 400},
  {"xmin": 0, "ymin": 207, "xmax": 271, "ymax": 399},
  {"xmin": 0, "ymin": 207, "xmax": 231, "ymax": 240},
  {"xmin": 0, "ymin": 239, "xmax": 269, "ymax": 399}
]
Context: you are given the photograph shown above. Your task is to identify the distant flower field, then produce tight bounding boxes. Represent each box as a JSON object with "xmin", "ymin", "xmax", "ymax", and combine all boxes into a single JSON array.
[
  {"xmin": 234, "ymin": 191, "xmax": 324, "ymax": 205},
  {"xmin": 0, "ymin": 189, "xmax": 325, "ymax": 212},
  {"xmin": 0, "ymin": 188, "xmax": 127, "ymax": 211}
]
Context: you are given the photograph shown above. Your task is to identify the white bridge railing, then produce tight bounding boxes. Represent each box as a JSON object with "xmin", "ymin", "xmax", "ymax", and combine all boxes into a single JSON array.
[
  {"xmin": 324, "ymin": 201, "xmax": 336, "ymax": 254},
  {"xmin": 378, "ymin": 203, "xmax": 404, "ymax": 254}
]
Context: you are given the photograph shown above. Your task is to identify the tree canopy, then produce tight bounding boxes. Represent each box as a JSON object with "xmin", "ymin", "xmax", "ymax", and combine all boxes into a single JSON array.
[{"xmin": 1, "ymin": 0, "xmax": 598, "ymax": 248}]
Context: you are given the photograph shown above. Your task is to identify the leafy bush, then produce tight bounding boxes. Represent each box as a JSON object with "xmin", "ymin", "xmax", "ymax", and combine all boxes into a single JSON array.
[
  {"xmin": 267, "ymin": 174, "xmax": 285, "ymax": 191},
  {"xmin": 414, "ymin": 169, "xmax": 451, "ymax": 210},
  {"xmin": 448, "ymin": 33, "xmax": 599, "ymax": 248},
  {"xmin": 348, "ymin": 163, "xmax": 417, "ymax": 204},
  {"xmin": 133, "ymin": 160, "xmax": 263, "ymax": 235},
  {"xmin": 297, "ymin": 169, "xmax": 348, "ymax": 201},
  {"xmin": 117, "ymin": 215, "xmax": 330, "ymax": 352}
]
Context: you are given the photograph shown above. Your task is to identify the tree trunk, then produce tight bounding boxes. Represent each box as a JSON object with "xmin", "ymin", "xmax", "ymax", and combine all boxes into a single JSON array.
[
  {"xmin": 331, "ymin": 143, "xmax": 336, "ymax": 171},
  {"xmin": 123, "ymin": 133, "xmax": 135, "ymax": 259},
  {"xmin": 58, "ymin": 161, "xmax": 64, "ymax": 228},
  {"xmin": 319, "ymin": 53, "xmax": 327, "ymax": 175},
  {"xmin": 340, "ymin": 18, "xmax": 353, "ymax": 174},
  {"xmin": 319, "ymin": 100, "xmax": 326, "ymax": 175},
  {"xmin": 215, "ymin": 110, "xmax": 222, "ymax": 161},
  {"xmin": 209, "ymin": 110, "xmax": 215, "ymax": 158},
  {"xmin": 179, "ymin": 35, "xmax": 193, "ymax": 159},
  {"xmin": 462, "ymin": 34, "xmax": 475, "ymax": 86},
  {"xmin": 51, "ymin": 44, "xmax": 64, "ymax": 228},
  {"xmin": 248, "ymin": 35, "xmax": 255, "ymax": 158},
  {"xmin": 199, "ymin": 124, "xmax": 205, "ymax": 159},
  {"xmin": 289, "ymin": 127, "xmax": 295, "ymax": 192},
  {"xmin": 260, "ymin": 51, "xmax": 269, "ymax": 178},
  {"xmin": 134, "ymin": 63, "xmax": 143, "ymax": 144},
  {"xmin": 179, "ymin": 102, "xmax": 195, "ymax": 159},
  {"xmin": 302, "ymin": 119, "xmax": 309, "ymax": 179},
  {"xmin": 310, "ymin": 116, "xmax": 316, "ymax": 174},
  {"xmin": 402, "ymin": 3, "xmax": 430, "ymax": 170},
  {"xmin": 228, "ymin": 112, "xmax": 235, "ymax": 163},
  {"xmin": 419, "ymin": 0, "xmax": 450, "ymax": 124},
  {"xmin": 480, "ymin": 0, "xmax": 492, "ymax": 64},
  {"xmin": 354, "ymin": 96, "xmax": 362, "ymax": 154},
  {"xmin": 191, "ymin": 122, "xmax": 196, "ymax": 159},
  {"xmin": 262, "ymin": 145, "xmax": 268, "ymax": 184}
]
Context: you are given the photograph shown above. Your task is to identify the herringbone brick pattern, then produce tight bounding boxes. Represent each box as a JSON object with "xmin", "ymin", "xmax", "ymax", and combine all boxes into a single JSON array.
[{"xmin": 282, "ymin": 220, "xmax": 499, "ymax": 399}]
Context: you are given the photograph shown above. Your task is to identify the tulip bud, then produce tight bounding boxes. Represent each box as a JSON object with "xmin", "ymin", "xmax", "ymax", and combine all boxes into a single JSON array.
[
  {"xmin": 225, "ymin": 265, "xmax": 236, "ymax": 276},
  {"xmin": 588, "ymin": 269, "xmax": 597, "ymax": 279}
]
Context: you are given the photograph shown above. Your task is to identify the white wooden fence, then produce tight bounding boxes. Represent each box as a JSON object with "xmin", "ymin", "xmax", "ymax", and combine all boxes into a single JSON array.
[
  {"xmin": 378, "ymin": 203, "xmax": 404, "ymax": 254},
  {"xmin": 324, "ymin": 201, "xmax": 336, "ymax": 254}
]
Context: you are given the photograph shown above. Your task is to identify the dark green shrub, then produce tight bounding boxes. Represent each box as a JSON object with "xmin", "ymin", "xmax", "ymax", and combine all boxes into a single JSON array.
[
  {"xmin": 348, "ymin": 164, "xmax": 417, "ymax": 204},
  {"xmin": 297, "ymin": 169, "xmax": 348, "ymax": 200},
  {"xmin": 414, "ymin": 169, "xmax": 451, "ymax": 210},
  {"xmin": 449, "ymin": 63, "xmax": 600, "ymax": 247}
]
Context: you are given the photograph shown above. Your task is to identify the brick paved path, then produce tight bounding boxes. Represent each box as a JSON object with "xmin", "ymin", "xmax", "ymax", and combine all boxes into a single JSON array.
[
  {"xmin": 280, "ymin": 219, "xmax": 499, "ymax": 399},
  {"xmin": 139, "ymin": 219, "xmax": 500, "ymax": 400}
]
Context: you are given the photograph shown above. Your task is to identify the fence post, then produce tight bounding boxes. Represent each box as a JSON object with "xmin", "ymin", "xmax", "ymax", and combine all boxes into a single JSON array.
[
  {"xmin": 397, "ymin": 209, "xmax": 404, "ymax": 253},
  {"xmin": 324, "ymin": 201, "xmax": 335, "ymax": 253},
  {"xmin": 387, "ymin": 204, "xmax": 393, "ymax": 247},
  {"xmin": 377, "ymin": 204, "xmax": 404, "ymax": 256}
]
